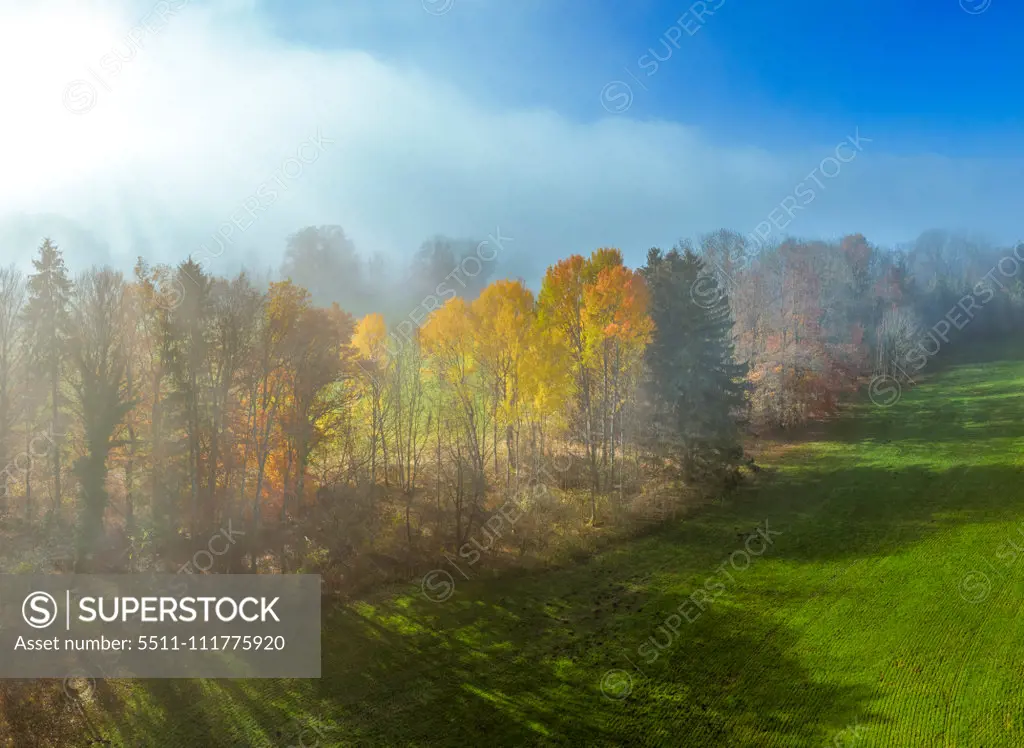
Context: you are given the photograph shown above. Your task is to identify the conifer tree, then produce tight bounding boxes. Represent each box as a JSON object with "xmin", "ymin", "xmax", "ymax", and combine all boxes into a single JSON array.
[
  {"xmin": 21, "ymin": 238, "xmax": 73, "ymax": 519},
  {"xmin": 642, "ymin": 246, "xmax": 748, "ymax": 480}
]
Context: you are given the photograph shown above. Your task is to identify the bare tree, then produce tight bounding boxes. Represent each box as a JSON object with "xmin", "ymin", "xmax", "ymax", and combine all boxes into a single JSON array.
[{"xmin": 876, "ymin": 306, "xmax": 922, "ymax": 379}]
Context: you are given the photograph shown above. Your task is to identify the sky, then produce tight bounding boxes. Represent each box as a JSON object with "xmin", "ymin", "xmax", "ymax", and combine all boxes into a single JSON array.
[{"xmin": 0, "ymin": 0, "xmax": 1021, "ymax": 286}]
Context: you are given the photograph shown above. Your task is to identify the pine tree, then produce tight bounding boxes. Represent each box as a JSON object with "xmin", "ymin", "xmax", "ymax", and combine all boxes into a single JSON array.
[
  {"xmin": 21, "ymin": 238, "xmax": 73, "ymax": 520},
  {"xmin": 642, "ymin": 246, "xmax": 748, "ymax": 481}
]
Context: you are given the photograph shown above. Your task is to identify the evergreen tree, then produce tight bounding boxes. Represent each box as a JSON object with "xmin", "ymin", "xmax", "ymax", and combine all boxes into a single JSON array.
[
  {"xmin": 21, "ymin": 238, "xmax": 73, "ymax": 520},
  {"xmin": 642, "ymin": 245, "xmax": 748, "ymax": 480},
  {"xmin": 167, "ymin": 258, "xmax": 214, "ymax": 536}
]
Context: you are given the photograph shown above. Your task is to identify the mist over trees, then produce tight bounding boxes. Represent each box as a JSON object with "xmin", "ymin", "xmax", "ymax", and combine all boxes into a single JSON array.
[
  {"xmin": 278, "ymin": 225, "xmax": 496, "ymax": 320},
  {"xmin": 0, "ymin": 226, "xmax": 1020, "ymax": 586}
]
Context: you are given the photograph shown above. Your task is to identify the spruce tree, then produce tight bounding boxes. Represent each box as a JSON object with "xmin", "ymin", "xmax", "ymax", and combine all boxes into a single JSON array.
[
  {"xmin": 642, "ymin": 245, "xmax": 748, "ymax": 481},
  {"xmin": 21, "ymin": 238, "xmax": 73, "ymax": 520}
]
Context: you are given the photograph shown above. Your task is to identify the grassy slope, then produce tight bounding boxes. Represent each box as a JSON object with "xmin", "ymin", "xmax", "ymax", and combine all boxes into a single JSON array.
[{"xmin": 73, "ymin": 350, "xmax": 1024, "ymax": 747}]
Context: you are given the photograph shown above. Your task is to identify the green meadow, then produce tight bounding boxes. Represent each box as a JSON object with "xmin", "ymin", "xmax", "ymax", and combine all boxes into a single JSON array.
[{"xmin": 57, "ymin": 348, "xmax": 1024, "ymax": 747}]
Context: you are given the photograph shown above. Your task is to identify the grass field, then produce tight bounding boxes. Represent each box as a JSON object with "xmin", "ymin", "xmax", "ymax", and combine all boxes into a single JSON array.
[{"xmin": 62, "ymin": 347, "xmax": 1024, "ymax": 746}]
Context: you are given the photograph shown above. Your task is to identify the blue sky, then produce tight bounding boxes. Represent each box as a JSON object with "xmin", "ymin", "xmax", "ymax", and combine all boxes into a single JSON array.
[
  {"xmin": 264, "ymin": 0, "xmax": 1024, "ymax": 154},
  {"xmin": 0, "ymin": 0, "xmax": 1021, "ymax": 283}
]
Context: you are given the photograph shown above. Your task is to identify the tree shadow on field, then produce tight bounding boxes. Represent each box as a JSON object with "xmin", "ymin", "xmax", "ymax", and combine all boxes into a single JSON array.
[
  {"xmin": 608, "ymin": 601, "xmax": 883, "ymax": 747},
  {"xmin": 90, "ymin": 578, "xmax": 881, "ymax": 747},
  {"xmin": 0, "ymin": 677, "xmax": 125, "ymax": 747},
  {"xmin": 98, "ymin": 678, "xmax": 224, "ymax": 746},
  {"xmin": 727, "ymin": 461, "xmax": 1024, "ymax": 565},
  {"xmin": 99, "ymin": 675, "xmax": 329, "ymax": 747},
  {"xmin": 290, "ymin": 584, "xmax": 879, "ymax": 746}
]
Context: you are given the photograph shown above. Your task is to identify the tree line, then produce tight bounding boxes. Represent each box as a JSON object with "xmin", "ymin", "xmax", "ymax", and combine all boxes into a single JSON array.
[{"xmin": 0, "ymin": 226, "xmax": 1019, "ymax": 585}]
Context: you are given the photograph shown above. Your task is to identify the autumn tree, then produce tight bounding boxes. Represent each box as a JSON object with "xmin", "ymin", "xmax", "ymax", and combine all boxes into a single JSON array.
[
  {"xmin": 471, "ymin": 279, "xmax": 535, "ymax": 489},
  {"xmin": 421, "ymin": 297, "xmax": 493, "ymax": 546},
  {"xmin": 582, "ymin": 260, "xmax": 653, "ymax": 494},
  {"xmin": 519, "ymin": 311, "xmax": 573, "ymax": 464},
  {"xmin": 538, "ymin": 249, "xmax": 653, "ymax": 521},
  {"xmin": 281, "ymin": 303, "xmax": 351, "ymax": 519},
  {"xmin": 202, "ymin": 273, "xmax": 263, "ymax": 525},
  {"xmin": 538, "ymin": 255, "xmax": 597, "ymax": 504},
  {"xmin": 245, "ymin": 280, "xmax": 308, "ymax": 562}
]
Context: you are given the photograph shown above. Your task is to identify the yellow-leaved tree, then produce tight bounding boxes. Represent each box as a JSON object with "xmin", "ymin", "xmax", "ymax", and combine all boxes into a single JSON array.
[
  {"xmin": 420, "ymin": 297, "xmax": 490, "ymax": 545},
  {"xmin": 471, "ymin": 279, "xmax": 535, "ymax": 489}
]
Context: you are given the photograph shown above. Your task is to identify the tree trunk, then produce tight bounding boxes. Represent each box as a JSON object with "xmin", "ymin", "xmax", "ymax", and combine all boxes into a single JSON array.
[
  {"xmin": 51, "ymin": 361, "xmax": 61, "ymax": 518},
  {"xmin": 125, "ymin": 362, "xmax": 135, "ymax": 535},
  {"xmin": 24, "ymin": 422, "xmax": 32, "ymax": 525},
  {"xmin": 151, "ymin": 369, "xmax": 164, "ymax": 537}
]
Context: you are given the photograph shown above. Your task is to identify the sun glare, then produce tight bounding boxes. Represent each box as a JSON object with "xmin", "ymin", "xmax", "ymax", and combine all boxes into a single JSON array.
[{"xmin": 0, "ymin": 9, "xmax": 133, "ymax": 202}]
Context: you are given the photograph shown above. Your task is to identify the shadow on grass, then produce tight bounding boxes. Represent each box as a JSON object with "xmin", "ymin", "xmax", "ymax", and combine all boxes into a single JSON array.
[
  {"xmin": 71, "ymin": 345, "xmax": 1024, "ymax": 746},
  {"xmin": 0, "ymin": 678, "xmax": 120, "ymax": 747},
  {"xmin": 80, "ymin": 566, "xmax": 880, "ymax": 747}
]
